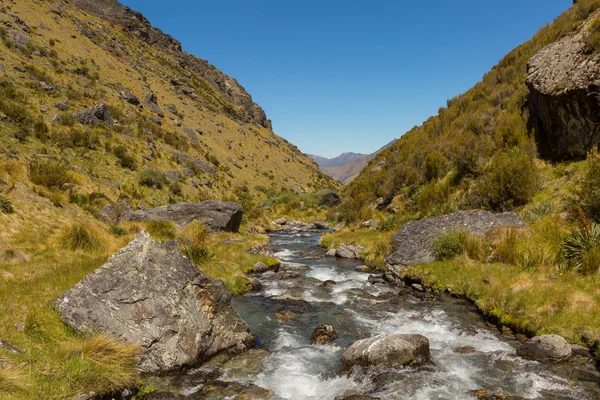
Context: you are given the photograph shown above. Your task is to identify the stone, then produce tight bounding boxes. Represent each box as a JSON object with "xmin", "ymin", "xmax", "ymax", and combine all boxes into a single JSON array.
[
  {"xmin": 54, "ymin": 102, "xmax": 69, "ymax": 111},
  {"xmin": 252, "ymin": 261, "xmax": 270, "ymax": 273},
  {"xmin": 454, "ymin": 346, "xmax": 477, "ymax": 354},
  {"xmin": 356, "ymin": 265, "xmax": 373, "ymax": 273},
  {"xmin": 130, "ymin": 201, "xmax": 243, "ymax": 232},
  {"xmin": 368, "ymin": 275, "xmax": 386, "ymax": 284},
  {"xmin": 279, "ymin": 262, "xmax": 308, "ymax": 271},
  {"xmin": 335, "ymin": 244, "xmax": 364, "ymax": 259},
  {"xmin": 0, "ymin": 340, "xmax": 22, "ymax": 354},
  {"xmin": 361, "ymin": 219, "xmax": 376, "ymax": 228},
  {"xmin": 325, "ymin": 249, "xmax": 337, "ymax": 257},
  {"xmin": 411, "ymin": 283, "xmax": 424, "ymax": 292},
  {"xmin": 314, "ymin": 220, "xmax": 328, "ymax": 229},
  {"xmin": 248, "ymin": 278, "xmax": 262, "ymax": 292},
  {"xmin": 247, "ymin": 246, "xmax": 275, "ymax": 258},
  {"xmin": 181, "ymin": 87, "xmax": 195, "ymax": 95},
  {"xmin": 570, "ymin": 344, "xmax": 591, "ymax": 357},
  {"xmin": 97, "ymin": 202, "xmax": 132, "ymax": 224},
  {"xmin": 274, "ymin": 217, "xmax": 287, "ymax": 225},
  {"xmin": 73, "ymin": 104, "xmax": 113, "ymax": 126},
  {"xmin": 54, "ymin": 232, "xmax": 253, "ymax": 374},
  {"xmin": 121, "ymin": 89, "xmax": 140, "ymax": 105},
  {"xmin": 318, "ymin": 190, "xmax": 342, "ymax": 207},
  {"xmin": 310, "ymin": 324, "xmax": 337, "ymax": 345},
  {"xmin": 340, "ymin": 333, "xmax": 430, "ymax": 374},
  {"xmin": 385, "ymin": 210, "xmax": 527, "ymax": 280},
  {"xmin": 321, "ymin": 280, "xmax": 337, "ymax": 287},
  {"xmin": 515, "ymin": 334, "xmax": 529, "ymax": 343},
  {"xmin": 516, "ymin": 334, "xmax": 571, "ymax": 362},
  {"xmin": 526, "ymin": 18, "xmax": 600, "ymax": 160}
]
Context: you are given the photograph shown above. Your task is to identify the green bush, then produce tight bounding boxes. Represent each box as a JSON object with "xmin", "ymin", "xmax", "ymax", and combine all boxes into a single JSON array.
[
  {"xmin": 139, "ymin": 169, "xmax": 167, "ymax": 189},
  {"xmin": 581, "ymin": 149, "xmax": 600, "ymax": 222},
  {"xmin": 0, "ymin": 195, "xmax": 14, "ymax": 214},
  {"xmin": 471, "ymin": 150, "xmax": 539, "ymax": 211},
  {"xmin": 560, "ymin": 221, "xmax": 600, "ymax": 274},
  {"xmin": 180, "ymin": 244, "xmax": 214, "ymax": 265},
  {"xmin": 29, "ymin": 160, "xmax": 75, "ymax": 189},
  {"xmin": 433, "ymin": 231, "xmax": 466, "ymax": 261},
  {"xmin": 61, "ymin": 222, "xmax": 107, "ymax": 252},
  {"xmin": 144, "ymin": 220, "xmax": 177, "ymax": 241}
]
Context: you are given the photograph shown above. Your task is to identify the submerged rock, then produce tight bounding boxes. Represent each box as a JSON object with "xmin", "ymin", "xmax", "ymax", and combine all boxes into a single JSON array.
[
  {"xmin": 385, "ymin": 210, "xmax": 527, "ymax": 280},
  {"xmin": 130, "ymin": 200, "xmax": 243, "ymax": 232},
  {"xmin": 310, "ymin": 324, "xmax": 337, "ymax": 345},
  {"xmin": 54, "ymin": 232, "xmax": 253, "ymax": 374},
  {"xmin": 516, "ymin": 334, "xmax": 572, "ymax": 362},
  {"xmin": 340, "ymin": 333, "xmax": 430, "ymax": 374}
]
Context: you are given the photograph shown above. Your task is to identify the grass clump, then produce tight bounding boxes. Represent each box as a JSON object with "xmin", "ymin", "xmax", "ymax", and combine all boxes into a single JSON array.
[
  {"xmin": 60, "ymin": 222, "xmax": 107, "ymax": 252},
  {"xmin": 560, "ymin": 219, "xmax": 600, "ymax": 275},
  {"xmin": 29, "ymin": 161, "xmax": 75, "ymax": 189},
  {"xmin": 139, "ymin": 169, "xmax": 167, "ymax": 189},
  {"xmin": 144, "ymin": 220, "xmax": 177, "ymax": 241},
  {"xmin": 180, "ymin": 244, "xmax": 214, "ymax": 264},
  {"xmin": 580, "ymin": 148, "xmax": 600, "ymax": 222},
  {"xmin": 0, "ymin": 194, "xmax": 14, "ymax": 214},
  {"xmin": 433, "ymin": 231, "xmax": 466, "ymax": 261}
]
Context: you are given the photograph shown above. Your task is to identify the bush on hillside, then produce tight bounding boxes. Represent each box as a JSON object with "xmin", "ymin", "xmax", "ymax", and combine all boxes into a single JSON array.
[
  {"xmin": 139, "ymin": 169, "xmax": 167, "ymax": 189},
  {"xmin": 29, "ymin": 160, "xmax": 75, "ymax": 189},
  {"xmin": 470, "ymin": 150, "xmax": 539, "ymax": 211}
]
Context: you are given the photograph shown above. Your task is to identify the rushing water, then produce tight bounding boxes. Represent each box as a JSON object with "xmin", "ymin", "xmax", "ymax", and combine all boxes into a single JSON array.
[{"xmin": 161, "ymin": 231, "xmax": 600, "ymax": 399}]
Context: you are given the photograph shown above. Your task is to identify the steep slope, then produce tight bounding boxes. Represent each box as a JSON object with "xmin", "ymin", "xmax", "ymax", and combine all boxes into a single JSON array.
[
  {"xmin": 345, "ymin": 1, "xmax": 600, "ymax": 218},
  {"xmin": 0, "ymin": 0, "xmax": 339, "ymax": 216}
]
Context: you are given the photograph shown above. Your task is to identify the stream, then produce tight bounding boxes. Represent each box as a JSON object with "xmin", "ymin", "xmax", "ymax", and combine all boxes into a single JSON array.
[{"xmin": 156, "ymin": 231, "xmax": 600, "ymax": 399}]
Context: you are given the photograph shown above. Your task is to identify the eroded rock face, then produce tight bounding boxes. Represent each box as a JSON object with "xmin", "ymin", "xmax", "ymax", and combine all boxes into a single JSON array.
[
  {"xmin": 385, "ymin": 210, "xmax": 527, "ymax": 280},
  {"xmin": 527, "ymin": 16, "xmax": 600, "ymax": 160},
  {"xmin": 54, "ymin": 232, "xmax": 254, "ymax": 374},
  {"xmin": 517, "ymin": 334, "xmax": 572, "ymax": 362},
  {"xmin": 340, "ymin": 333, "xmax": 430, "ymax": 374},
  {"xmin": 130, "ymin": 201, "xmax": 243, "ymax": 232}
]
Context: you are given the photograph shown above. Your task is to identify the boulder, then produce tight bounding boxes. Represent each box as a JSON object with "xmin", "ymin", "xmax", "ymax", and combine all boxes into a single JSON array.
[
  {"xmin": 340, "ymin": 333, "xmax": 430, "ymax": 374},
  {"xmin": 252, "ymin": 261, "xmax": 270, "ymax": 273},
  {"xmin": 130, "ymin": 201, "xmax": 243, "ymax": 232},
  {"xmin": 325, "ymin": 248, "xmax": 337, "ymax": 257},
  {"xmin": 336, "ymin": 244, "xmax": 364, "ymax": 259},
  {"xmin": 310, "ymin": 324, "xmax": 337, "ymax": 345},
  {"xmin": 527, "ymin": 17, "xmax": 600, "ymax": 160},
  {"xmin": 121, "ymin": 89, "xmax": 140, "ymax": 105},
  {"xmin": 97, "ymin": 202, "xmax": 132, "ymax": 224},
  {"xmin": 54, "ymin": 232, "xmax": 254, "ymax": 374},
  {"xmin": 318, "ymin": 190, "xmax": 342, "ymax": 207},
  {"xmin": 516, "ymin": 334, "xmax": 571, "ymax": 362},
  {"xmin": 314, "ymin": 221, "xmax": 328, "ymax": 229},
  {"xmin": 73, "ymin": 104, "xmax": 113, "ymax": 126},
  {"xmin": 279, "ymin": 261, "xmax": 308, "ymax": 271},
  {"xmin": 385, "ymin": 210, "xmax": 527, "ymax": 280}
]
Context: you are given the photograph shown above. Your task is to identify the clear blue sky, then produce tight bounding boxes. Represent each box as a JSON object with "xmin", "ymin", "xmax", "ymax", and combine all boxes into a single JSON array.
[{"xmin": 120, "ymin": 0, "xmax": 571, "ymax": 157}]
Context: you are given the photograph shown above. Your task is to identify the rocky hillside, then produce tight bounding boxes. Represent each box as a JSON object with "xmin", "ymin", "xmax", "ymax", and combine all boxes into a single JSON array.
[
  {"xmin": 344, "ymin": 0, "xmax": 600, "ymax": 219},
  {"xmin": 0, "ymin": 0, "xmax": 338, "ymax": 218}
]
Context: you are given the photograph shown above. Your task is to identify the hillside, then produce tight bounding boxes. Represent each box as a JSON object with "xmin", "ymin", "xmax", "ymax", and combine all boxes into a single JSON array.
[{"xmin": 345, "ymin": 1, "xmax": 600, "ymax": 218}]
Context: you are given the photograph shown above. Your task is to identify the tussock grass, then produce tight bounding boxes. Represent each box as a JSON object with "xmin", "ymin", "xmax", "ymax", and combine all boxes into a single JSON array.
[
  {"xmin": 60, "ymin": 222, "xmax": 107, "ymax": 252},
  {"xmin": 0, "ymin": 195, "xmax": 14, "ymax": 214},
  {"xmin": 28, "ymin": 161, "xmax": 75, "ymax": 189},
  {"xmin": 144, "ymin": 220, "xmax": 177, "ymax": 241}
]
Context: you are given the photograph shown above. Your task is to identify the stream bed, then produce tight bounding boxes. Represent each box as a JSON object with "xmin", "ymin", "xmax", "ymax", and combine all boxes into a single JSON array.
[{"xmin": 155, "ymin": 231, "xmax": 600, "ymax": 399}]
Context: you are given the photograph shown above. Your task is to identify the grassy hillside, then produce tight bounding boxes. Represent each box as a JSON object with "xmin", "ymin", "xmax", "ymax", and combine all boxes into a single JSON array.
[{"xmin": 344, "ymin": 0, "xmax": 600, "ymax": 220}]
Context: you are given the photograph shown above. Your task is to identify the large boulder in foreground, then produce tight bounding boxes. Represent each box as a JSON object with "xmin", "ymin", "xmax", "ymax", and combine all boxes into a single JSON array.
[
  {"xmin": 385, "ymin": 210, "xmax": 527, "ymax": 280},
  {"xmin": 340, "ymin": 333, "xmax": 430, "ymax": 374},
  {"xmin": 54, "ymin": 232, "xmax": 254, "ymax": 374},
  {"xmin": 517, "ymin": 334, "xmax": 572, "ymax": 363},
  {"xmin": 526, "ymin": 16, "xmax": 600, "ymax": 160},
  {"xmin": 130, "ymin": 200, "xmax": 243, "ymax": 232}
]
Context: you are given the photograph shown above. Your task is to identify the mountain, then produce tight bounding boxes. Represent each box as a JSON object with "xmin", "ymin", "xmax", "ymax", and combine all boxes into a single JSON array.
[
  {"xmin": 310, "ymin": 140, "xmax": 396, "ymax": 185},
  {"xmin": 0, "ymin": 0, "xmax": 339, "ymax": 212}
]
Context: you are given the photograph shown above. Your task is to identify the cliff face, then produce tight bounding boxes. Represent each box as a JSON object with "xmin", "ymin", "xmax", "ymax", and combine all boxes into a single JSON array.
[
  {"xmin": 527, "ymin": 12, "xmax": 600, "ymax": 160},
  {"xmin": 68, "ymin": 0, "xmax": 272, "ymax": 130}
]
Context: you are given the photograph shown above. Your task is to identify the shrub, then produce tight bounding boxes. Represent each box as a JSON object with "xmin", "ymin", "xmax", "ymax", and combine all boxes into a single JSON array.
[
  {"xmin": 580, "ymin": 148, "xmax": 600, "ymax": 222},
  {"xmin": 109, "ymin": 225, "xmax": 127, "ymax": 237},
  {"xmin": 180, "ymin": 244, "xmax": 214, "ymax": 265},
  {"xmin": 144, "ymin": 220, "xmax": 177, "ymax": 241},
  {"xmin": 423, "ymin": 151, "xmax": 447, "ymax": 181},
  {"xmin": 560, "ymin": 221, "xmax": 600, "ymax": 274},
  {"xmin": 471, "ymin": 150, "xmax": 539, "ymax": 211},
  {"xmin": 34, "ymin": 120, "xmax": 49, "ymax": 141},
  {"xmin": 494, "ymin": 229, "xmax": 521, "ymax": 264},
  {"xmin": 29, "ymin": 160, "xmax": 75, "ymax": 189},
  {"xmin": 584, "ymin": 17, "xmax": 600, "ymax": 53},
  {"xmin": 433, "ymin": 231, "xmax": 466, "ymax": 261},
  {"xmin": 139, "ymin": 169, "xmax": 167, "ymax": 189},
  {"xmin": 0, "ymin": 195, "xmax": 14, "ymax": 214},
  {"xmin": 414, "ymin": 181, "xmax": 455, "ymax": 217},
  {"xmin": 61, "ymin": 222, "xmax": 107, "ymax": 252}
]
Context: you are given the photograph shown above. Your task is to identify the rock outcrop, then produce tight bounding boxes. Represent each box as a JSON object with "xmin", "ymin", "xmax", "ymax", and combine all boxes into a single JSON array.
[
  {"xmin": 54, "ymin": 232, "xmax": 254, "ymax": 374},
  {"xmin": 517, "ymin": 334, "xmax": 572, "ymax": 362},
  {"xmin": 340, "ymin": 333, "xmax": 430, "ymax": 374},
  {"xmin": 527, "ymin": 15, "xmax": 600, "ymax": 160},
  {"xmin": 73, "ymin": 104, "xmax": 113, "ymax": 126},
  {"xmin": 130, "ymin": 201, "xmax": 243, "ymax": 232},
  {"xmin": 385, "ymin": 210, "xmax": 527, "ymax": 280},
  {"xmin": 318, "ymin": 190, "xmax": 342, "ymax": 207}
]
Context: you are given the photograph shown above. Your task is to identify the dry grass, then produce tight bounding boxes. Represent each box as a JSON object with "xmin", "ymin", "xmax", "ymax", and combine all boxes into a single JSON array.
[{"xmin": 319, "ymin": 228, "xmax": 395, "ymax": 270}]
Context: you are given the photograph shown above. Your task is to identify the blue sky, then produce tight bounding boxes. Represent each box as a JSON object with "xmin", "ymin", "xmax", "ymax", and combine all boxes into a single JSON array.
[{"xmin": 120, "ymin": 0, "xmax": 570, "ymax": 157}]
